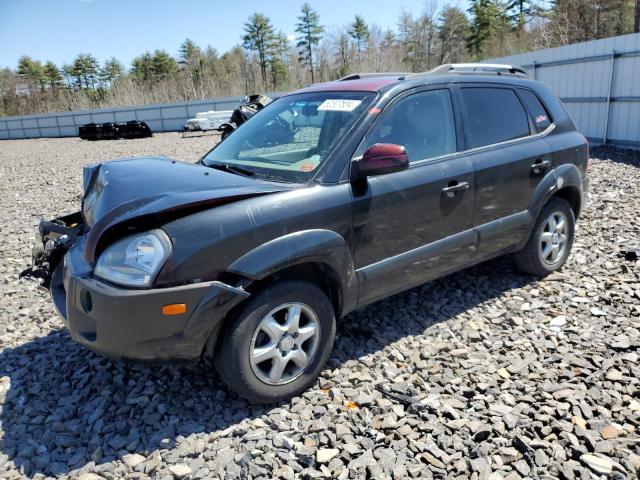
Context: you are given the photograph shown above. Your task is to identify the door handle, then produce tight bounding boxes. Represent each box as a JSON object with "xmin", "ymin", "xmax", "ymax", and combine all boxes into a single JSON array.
[
  {"xmin": 531, "ymin": 159, "xmax": 551, "ymax": 175},
  {"xmin": 442, "ymin": 181, "xmax": 470, "ymax": 198}
]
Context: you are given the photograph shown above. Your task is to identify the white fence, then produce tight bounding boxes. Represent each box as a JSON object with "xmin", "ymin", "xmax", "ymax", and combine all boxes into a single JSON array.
[
  {"xmin": 0, "ymin": 96, "xmax": 244, "ymax": 140},
  {"xmin": 488, "ymin": 32, "xmax": 640, "ymax": 148}
]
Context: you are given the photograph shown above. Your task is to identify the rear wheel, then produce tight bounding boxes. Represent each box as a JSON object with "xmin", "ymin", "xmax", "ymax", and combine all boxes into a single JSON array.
[
  {"xmin": 215, "ymin": 280, "xmax": 335, "ymax": 404},
  {"xmin": 514, "ymin": 197, "xmax": 575, "ymax": 277}
]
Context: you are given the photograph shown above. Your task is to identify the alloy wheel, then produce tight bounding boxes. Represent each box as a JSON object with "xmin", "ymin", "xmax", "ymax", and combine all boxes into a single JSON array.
[
  {"xmin": 249, "ymin": 303, "xmax": 320, "ymax": 385},
  {"xmin": 539, "ymin": 210, "xmax": 569, "ymax": 265}
]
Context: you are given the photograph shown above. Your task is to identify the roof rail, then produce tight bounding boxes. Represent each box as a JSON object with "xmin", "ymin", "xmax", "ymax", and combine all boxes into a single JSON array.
[
  {"xmin": 412, "ymin": 63, "xmax": 528, "ymax": 78},
  {"xmin": 338, "ymin": 72, "xmax": 408, "ymax": 81}
]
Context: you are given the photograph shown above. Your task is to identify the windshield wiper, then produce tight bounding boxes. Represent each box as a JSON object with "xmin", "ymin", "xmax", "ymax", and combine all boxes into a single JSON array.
[{"xmin": 207, "ymin": 162, "xmax": 255, "ymax": 177}]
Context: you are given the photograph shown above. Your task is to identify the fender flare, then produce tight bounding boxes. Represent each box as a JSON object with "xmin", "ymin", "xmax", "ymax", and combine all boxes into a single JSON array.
[
  {"xmin": 528, "ymin": 163, "xmax": 583, "ymax": 218},
  {"xmin": 227, "ymin": 229, "xmax": 358, "ymax": 315},
  {"xmin": 517, "ymin": 163, "xmax": 584, "ymax": 250}
]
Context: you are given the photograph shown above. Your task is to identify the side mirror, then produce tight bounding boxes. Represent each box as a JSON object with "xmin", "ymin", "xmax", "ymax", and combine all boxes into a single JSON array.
[{"xmin": 356, "ymin": 143, "xmax": 409, "ymax": 178}]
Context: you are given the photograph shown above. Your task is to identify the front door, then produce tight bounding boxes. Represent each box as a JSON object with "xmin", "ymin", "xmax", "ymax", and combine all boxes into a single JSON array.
[{"xmin": 351, "ymin": 88, "xmax": 476, "ymax": 304}]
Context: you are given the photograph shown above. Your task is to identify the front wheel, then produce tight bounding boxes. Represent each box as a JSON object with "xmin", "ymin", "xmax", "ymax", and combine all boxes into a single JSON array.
[
  {"xmin": 214, "ymin": 280, "xmax": 336, "ymax": 404},
  {"xmin": 513, "ymin": 197, "xmax": 575, "ymax": 277}
]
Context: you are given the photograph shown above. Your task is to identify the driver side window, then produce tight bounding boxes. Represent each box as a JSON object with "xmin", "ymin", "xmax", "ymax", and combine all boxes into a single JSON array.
[{"xmin": 364, "ymin": 89, "xmax": 457, "ymax": 162}]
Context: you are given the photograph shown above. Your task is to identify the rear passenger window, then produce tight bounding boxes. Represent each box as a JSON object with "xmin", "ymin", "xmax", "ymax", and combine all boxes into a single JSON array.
[
  {"xmin": 460, "ymin": 88, "xmax": 530, "ymax": 148},
  {"xmin": 518, "ymin": 89, "xmax": 551, "ymax": 131}
]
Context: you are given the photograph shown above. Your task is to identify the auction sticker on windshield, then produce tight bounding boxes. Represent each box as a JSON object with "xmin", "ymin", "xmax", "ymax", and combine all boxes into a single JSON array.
[{"xmin": 317, "ymin": 99, "xmax": 362, "ymax": 112}]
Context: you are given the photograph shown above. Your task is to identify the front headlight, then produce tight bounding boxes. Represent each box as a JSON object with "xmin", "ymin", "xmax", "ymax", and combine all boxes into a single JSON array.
[{"xmin": 94, "ymin": 230, "xmax": 172, "ymax": 287}]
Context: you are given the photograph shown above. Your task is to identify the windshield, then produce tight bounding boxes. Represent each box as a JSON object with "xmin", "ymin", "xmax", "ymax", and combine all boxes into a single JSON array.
[{"xmin": 202, "ymin": 91, "xmax": 376, "ymax": 182}]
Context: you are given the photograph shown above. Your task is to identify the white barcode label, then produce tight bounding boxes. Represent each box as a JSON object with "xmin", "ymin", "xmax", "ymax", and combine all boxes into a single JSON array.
[{"xmin": 317, "ymin": 99, "xmax": 362, "ymax": 112}]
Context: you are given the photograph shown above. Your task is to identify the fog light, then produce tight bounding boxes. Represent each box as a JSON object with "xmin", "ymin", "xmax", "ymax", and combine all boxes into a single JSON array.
[
  {"xmin": 80, "ymin": 290, "xmax": 92, "ymax": 313},
  {"xmin": 162, "ymin": 303, "xmax": 187, "ymax": 315}
]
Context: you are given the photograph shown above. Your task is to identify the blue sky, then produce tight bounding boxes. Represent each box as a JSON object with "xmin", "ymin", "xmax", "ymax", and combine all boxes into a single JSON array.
[{"xmin": 0, "ymin": 0, "xmax": 469, "ymax": 70}]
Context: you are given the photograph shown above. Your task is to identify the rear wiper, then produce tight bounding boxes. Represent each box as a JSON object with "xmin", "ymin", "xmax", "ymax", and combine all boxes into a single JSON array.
[{"xmin": 207, "ymin": 162, "xmax": 255, "ymax": 177}]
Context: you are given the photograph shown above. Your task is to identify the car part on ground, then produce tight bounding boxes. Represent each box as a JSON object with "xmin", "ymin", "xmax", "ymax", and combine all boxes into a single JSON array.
[
  {"xmin": 78, "ymin": 121, "xmax": 152, "ymax": 141},
  {"xmin": 218, "ymin": 94, "xmax": 272, "ymax": 140}
]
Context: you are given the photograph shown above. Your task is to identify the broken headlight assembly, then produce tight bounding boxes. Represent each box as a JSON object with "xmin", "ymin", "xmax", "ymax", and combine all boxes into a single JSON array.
[{"xmin": 94, "ymin": 230, "xmax": 172, "ymax": 287}]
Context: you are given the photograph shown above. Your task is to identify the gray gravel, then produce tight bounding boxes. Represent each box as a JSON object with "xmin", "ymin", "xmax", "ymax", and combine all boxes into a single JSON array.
[{"xmin": 1, "ymin": 134, "xmax": 639, "ymax": 480}]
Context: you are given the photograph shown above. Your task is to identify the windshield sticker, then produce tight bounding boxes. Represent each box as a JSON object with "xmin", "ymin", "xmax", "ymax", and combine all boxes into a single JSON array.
[
  {"xmin": 536, "ymin": 114, "xmax": 548, "ymax": 124},
  {"xmin": 318, "ymin": 99, "xmax": 362, "ymax": 112}
]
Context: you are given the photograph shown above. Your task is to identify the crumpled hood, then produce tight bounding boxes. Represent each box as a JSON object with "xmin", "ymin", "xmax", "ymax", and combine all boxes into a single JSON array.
[{"xmin": 81, "ymin": 156, "xmax": 289, "ymax": 262}]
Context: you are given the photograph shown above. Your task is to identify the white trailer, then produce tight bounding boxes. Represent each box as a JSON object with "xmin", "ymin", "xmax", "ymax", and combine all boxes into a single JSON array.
[{"xmin": 182, "ymin": 110, "xmax": 233, "ymax": 136}]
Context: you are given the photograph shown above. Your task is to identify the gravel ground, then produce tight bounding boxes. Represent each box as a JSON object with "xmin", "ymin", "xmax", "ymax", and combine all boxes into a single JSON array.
[{"xmin": 0, "ymin": 134, "xmax": 639, "ymax": 480}]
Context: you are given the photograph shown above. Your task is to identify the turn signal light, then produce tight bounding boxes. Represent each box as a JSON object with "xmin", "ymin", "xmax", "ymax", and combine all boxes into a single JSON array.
[{"xmin": 162, "ymin": 303, "xmax": 187, "ymax": 315}]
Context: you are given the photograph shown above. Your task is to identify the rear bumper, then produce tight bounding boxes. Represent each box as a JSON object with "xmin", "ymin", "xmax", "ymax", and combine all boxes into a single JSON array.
[{"xmin": 52, "ymin": 236, "xmax": 249, "ymax": 363}]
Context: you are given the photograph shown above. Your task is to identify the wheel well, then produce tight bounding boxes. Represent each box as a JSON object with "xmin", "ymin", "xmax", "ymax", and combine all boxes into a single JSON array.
[
  {"xmin": 551, "ymin": 186, "xmax": 581, "ymax": 218},
  {"xmin": 242, "ymin": 263, "xmax": 343, "ymax": 318},
  {"xmin": 205, "ymin": 263, "xmax": 343, "ymax": 359}
]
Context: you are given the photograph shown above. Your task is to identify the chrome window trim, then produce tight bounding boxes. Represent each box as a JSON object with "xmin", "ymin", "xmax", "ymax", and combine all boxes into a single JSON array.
[{"xmin": 406, "ymin": 122, "xmax": 556, "ymax": 168}]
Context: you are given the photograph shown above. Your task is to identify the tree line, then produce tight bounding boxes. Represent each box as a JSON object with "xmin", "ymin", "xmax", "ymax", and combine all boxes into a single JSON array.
[{"xmin": 1, "ymin": 0, "xmax": 639, "ymax": 117}]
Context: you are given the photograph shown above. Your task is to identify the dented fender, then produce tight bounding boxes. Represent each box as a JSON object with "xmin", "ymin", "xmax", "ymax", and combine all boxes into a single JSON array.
[{"xmin": 228, "ymin": 229, "xmax": 359, "ymax": 316}]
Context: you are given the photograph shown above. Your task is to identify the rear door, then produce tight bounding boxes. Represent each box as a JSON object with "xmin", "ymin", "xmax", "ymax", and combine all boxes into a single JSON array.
[
  {"xmin": 351, "ymin": 88, "xmax": 476, "ymax": 304},
  {"xmin": 456, "ymin": 85, "xmax": 554, "ymax": 258}
]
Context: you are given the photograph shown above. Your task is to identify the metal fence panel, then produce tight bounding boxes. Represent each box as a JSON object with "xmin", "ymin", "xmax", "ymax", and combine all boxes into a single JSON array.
[
  {"xmin": 488, "ymin": 32, "xmax": 640, "ymax": 147},
  {"xmin": 114, "ymin": 110, "xmax": 136, "ymax": 122},
  {"xmin": 0, "ymin": 95, "xmax": 245, "ymax": 140}
]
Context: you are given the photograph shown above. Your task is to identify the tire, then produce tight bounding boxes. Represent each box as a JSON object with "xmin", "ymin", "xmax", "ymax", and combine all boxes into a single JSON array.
[
  {"xmin": 214, "ymin": 280, "xmax": 336, "ymax": 404},
  {"xmin": 514, "ymin": 197, "xmax": 575, "ymax": 277}
]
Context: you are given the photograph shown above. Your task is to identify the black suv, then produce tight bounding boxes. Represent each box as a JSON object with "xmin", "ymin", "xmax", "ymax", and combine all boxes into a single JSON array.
[{"xmin": 27, "ymin": 64, "xmax": 589, "ymax": 403}]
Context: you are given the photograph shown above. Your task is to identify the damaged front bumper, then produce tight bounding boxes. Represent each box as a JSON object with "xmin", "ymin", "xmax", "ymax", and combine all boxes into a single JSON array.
[
  {"xmin": 21, "ymin": 212, "xmax": 85, "ymax": 289},
  {"xmin": 23, "ymin": 215, "xmax": 250, "ymax": 363}
]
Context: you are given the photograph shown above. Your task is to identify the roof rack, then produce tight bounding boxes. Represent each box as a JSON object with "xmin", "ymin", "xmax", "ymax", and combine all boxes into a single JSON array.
[
  {"xmin": 412, "ymin": 63, "xmax": 528, "ymax": 78},
  {"xmin": 338, "ymin": 72, "xmax": 408, "ymax": 81}
]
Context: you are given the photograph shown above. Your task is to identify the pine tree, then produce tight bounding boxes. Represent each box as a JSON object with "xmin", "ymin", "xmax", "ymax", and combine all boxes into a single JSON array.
[
  {"xmin": 43, "ymin": 61, "xmax": 63, "ymax": 90},
  {"xmin": 99, "ymin": 58, "xmax": 124, "ymax": 87},
  {"xmin": 151, "ymin": 50, "xmax": 177, "ymax": 79},
  {"xmin": 179, "ymin": 39, "xmax": 205, "ymax": 90},
  {"xmin": 17, "ymin": 56, "xmax": 46, "ymax": 91},
  {"xmin": 72, "ymin": 54, "xmax": 99, "ymax": 90},
  {"xmin": 468, "ymin": 0, "xmax": 511, "ymax": 57},
  {"xmin": 349, "ymin": 15, "xmax": 369, "ymax": 63},
  {"xmin": 295, "ymin": 3, "xmax": 324, "ymax": 83},
  {"xmin": 131, "ymin": 52, "xmax": 154, "ymax": 82},
  {"xmin": 506, "ymin": 0, "xmax": 540, "ymax": 30},
  {"xmin": 179, "ymin": 38, "xmax": 202, "ymax": 64},
  {"xmin": 270, "ymin": 32, "xmax": 290, "ymax": 90},
  {"xmin": 243, "ymin": 13, "xmax": 276, "ymax": 88},
  {"xmin": 438, "ymin": 7, "xmax": 470, "ymax": 64}
]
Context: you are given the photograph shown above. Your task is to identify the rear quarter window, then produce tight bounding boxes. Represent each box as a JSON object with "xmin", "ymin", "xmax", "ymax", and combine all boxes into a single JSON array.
[
  {"xmin": 460, "ymin": 87, "xmax": 531, "ymax": 149},
  {"xmin": 518, "ymin": 89, "xmax": 552, "ymax": 131}
]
